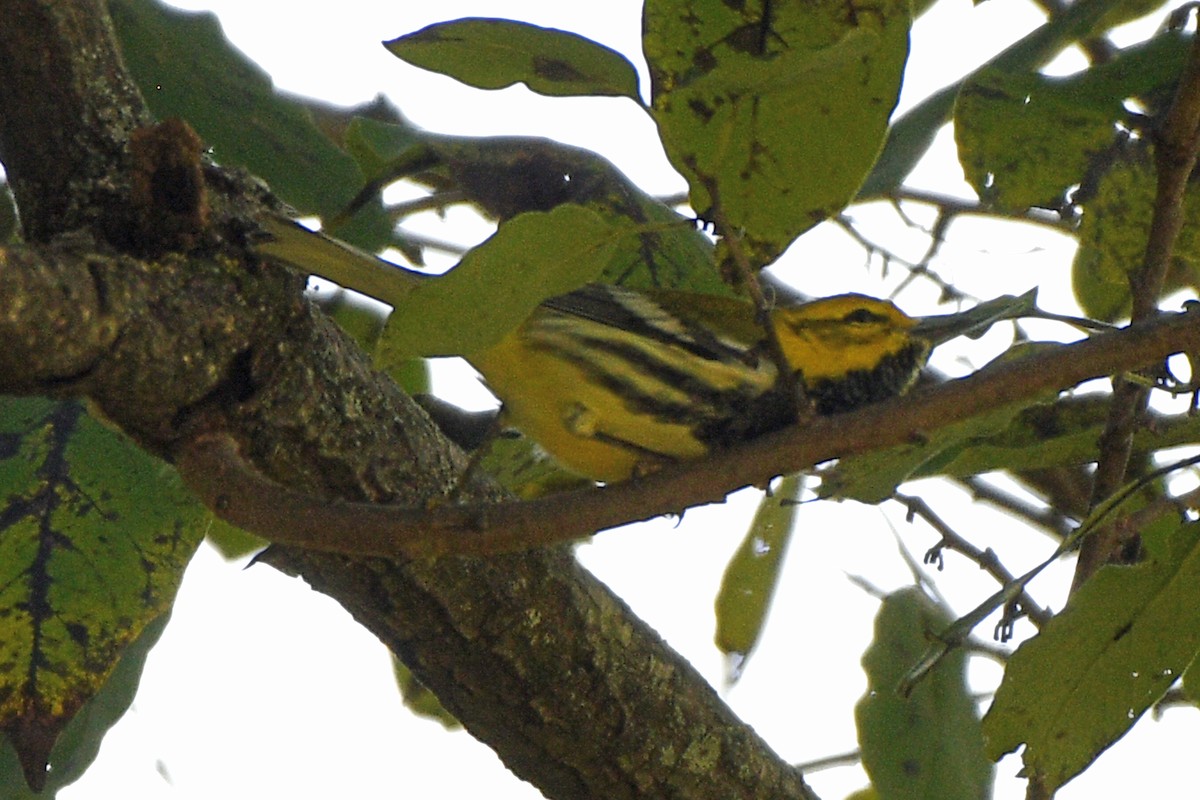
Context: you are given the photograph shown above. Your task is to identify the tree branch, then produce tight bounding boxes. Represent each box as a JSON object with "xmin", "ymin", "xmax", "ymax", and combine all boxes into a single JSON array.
[
  {"xmin": 0, "ymin": 0, "xmax": 151, "ymax": 243},
  {"xmin": 171, "ymin": 308, "xmax": 1200, "ymax": 559},
  {"xmin": 897, "ymin": 493, "xmax": 1052, "ymax": 630}
]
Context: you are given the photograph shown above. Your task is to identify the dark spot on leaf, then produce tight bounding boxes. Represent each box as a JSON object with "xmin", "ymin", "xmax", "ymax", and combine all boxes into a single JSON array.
[
  {"xmin": 688, "ymin": 98, "xmax": 715, "ymax": 123},
  {"xmin": 727, "ymin": 23, "xmax": 767, "ymax": 55},
  {"xmin": 692, "ymin": 47, "xmax": 717, "ymax": 75},
  {"xmin": 405, "ymin": 29, "xmax": 454, "ymax": 44},
  {"xmin": 0, "ymin": 432, "xmax": 19, "ymax": 459},
  {"xmin": 902, "ymin": 759, "xmax": 920, "ymax": 776},
  {"xmin": 532, "ymin": 55, "xmax": 586, "ymax": 84},
  {"xmin": 1112, "ymin": 622, "xmax": 1133, "ymax": 641},
  {"xmin": 66, "ymin": 622, "xmax": 89, "ymax": 648}
]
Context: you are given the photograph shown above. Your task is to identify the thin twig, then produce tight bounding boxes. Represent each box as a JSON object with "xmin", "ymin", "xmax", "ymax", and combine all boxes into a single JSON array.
[
  {"xmin": 834, "ymin": 213, "xmax": 963, "ymax": 303},
  {"xmin": 896, "ymin": 493, "xmax": 1052, "ymax": 630},
  {"xmin": 889, "ymin": 188, "xmax": 1074, "ymax": 233},
  {"xmin": 955, "ymin": 476, "xmax": 1075, "ymax": 540},
  {"xmin": 386, "ymin": 188, "xmax": 471, "ymax": 221},
  {"xmin": 392, "ymin": 229, "xmax": 472, "ymax": 257},
  {"xmin": 834, "ymin": 214, "xmax": 918, "ymax": 271},
  {"xmin": 710, "ymin": 201, "xmax": 808, "ymax": 418},
  {"xmin": 793, "ymin": 750, "xmax": 861, "ymax": 773}
]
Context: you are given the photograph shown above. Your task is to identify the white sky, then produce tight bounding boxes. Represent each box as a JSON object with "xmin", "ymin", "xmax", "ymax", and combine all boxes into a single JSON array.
[{"xmin": 58, "ymin": 2, "xmax": 1200, "ymax": 798}]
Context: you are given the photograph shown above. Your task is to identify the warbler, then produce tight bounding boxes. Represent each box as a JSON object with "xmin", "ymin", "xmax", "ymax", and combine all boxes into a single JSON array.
[
  {"xmin": 468, "ymin": 283, "xmax": 977, "ymax": 483},
  {"xmin": 254, "ymin": 218, "xmax": 1012, "ymax": 483}
]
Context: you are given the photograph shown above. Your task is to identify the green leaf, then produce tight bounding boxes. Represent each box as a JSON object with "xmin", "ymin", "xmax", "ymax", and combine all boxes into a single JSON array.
[
  {"xmin": 204, "ymin": 518, "xmax": 267, "ymax": 561},
  {"xmin": 955, "ymin": 70, "xmax": 1119, "ymax": 211},
  {"xmin": 256, "ymin": 217, "xmax": 423, "ymax": 311},
  {"xmin": 342, "ymin": 116, "xmax": 429, "ymax": 187},
  {"xmin": 386, "ymin": 18, "xmax": 640, "ymax": 100},
  {"xmin": 924, "ymin": 394, "xmax": 1200, "ymax": 481},
  {"xmin": 713, "ymin": 474, "xmax": 802, "ymax": 680},
  {"xmin": 982, "ymin": 520, "xmax": 1200, "ymax": 793},
  {"xmin": 0, "ymin": 613, "xmax": 172, "ymax": 798},
  {"xmin": 956, "ymin": 32, "xmax": 1191, "ymax": 212},
  {"xmin": 1072, "ymin": 146, "xmax": 1200, "ymax": 321},
  {"xmin": 108, "ymin": 0, "xmax": 393, "ymax": 251},
  {"xmin": 392, "ymin": 655, "xmax": 460, "ymax": 730},
  {"xmin": 858, "ymin": 0, "xmax": 1166, "ymax": 199},
  {"xmin": 1066, "ymin": 29, "xmax": 1190, "ymax": 101},
  {"xmin": 476, "ymin": 436, "xmax": 591, "ymax": 499},
  {"xmin": 855, "ymin": 588, "xmax": 992, "ymax": 800},
  {"xmin": 0, "ymin": 398, "xmax": 204, "ymax": 791},
  {"xmin": 644, "ymin": 0, "xmax": 910, "ymax": 266},
  {"xmin": 375, "ymin": 205, "xmax": 621, "ymax": 366}
]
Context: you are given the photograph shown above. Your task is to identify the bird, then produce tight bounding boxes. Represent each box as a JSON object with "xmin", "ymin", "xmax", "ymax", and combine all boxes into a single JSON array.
[{"xmin": 468, "ymin": 282, "xmax": 973, "ymax": 482}]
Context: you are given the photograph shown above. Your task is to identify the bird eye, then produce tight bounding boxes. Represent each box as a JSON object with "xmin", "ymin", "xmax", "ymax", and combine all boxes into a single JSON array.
[{"xmin": 842, "ymin": 308, "xmax": 885, "ymax": 324}]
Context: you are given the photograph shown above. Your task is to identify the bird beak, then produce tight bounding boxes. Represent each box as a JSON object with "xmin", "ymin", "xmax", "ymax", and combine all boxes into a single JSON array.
[{"xmin": 911, "ymin": 289, "xmax": 1038, "ymax": 347}]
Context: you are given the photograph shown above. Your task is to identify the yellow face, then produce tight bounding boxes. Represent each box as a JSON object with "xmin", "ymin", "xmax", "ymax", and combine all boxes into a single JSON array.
[{"xmin": 771, "ymin": 294, "xmax": 919, "ymax": 381}]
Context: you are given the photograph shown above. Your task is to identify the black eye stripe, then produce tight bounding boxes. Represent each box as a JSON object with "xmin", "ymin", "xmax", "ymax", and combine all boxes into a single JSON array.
[{"xmin": 842, "ymin": 308, "xmax": 886, "ymax": 324}]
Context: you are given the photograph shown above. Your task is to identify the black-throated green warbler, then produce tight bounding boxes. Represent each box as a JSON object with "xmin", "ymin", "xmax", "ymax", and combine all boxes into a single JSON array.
[
  {"xmin": 256, "ymin": 217, "xmax": 1007, "ymax": 484},
  {"xmin": 468, "ymin": 283, "xmax": 977, "ymax": 483}
]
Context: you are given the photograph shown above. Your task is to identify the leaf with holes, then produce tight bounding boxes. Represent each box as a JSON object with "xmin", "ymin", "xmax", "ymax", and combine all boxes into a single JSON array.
[
  {"xmin": 714, "ymin": 474, "xmax": 801, "ymax": 682},
  {"xmin": 644, "ymin": 0, "xmax": 910, "ymax": 268}
]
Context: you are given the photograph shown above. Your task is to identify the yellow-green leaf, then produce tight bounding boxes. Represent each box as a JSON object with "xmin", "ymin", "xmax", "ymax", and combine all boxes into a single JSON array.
[
  {"xmin": 714, "ymin": 474, "xmax": 802, "ymax": 680},
  {"xmin": 375, "ymin": 204, "xmax": 621, "ymax": 366},
  {"xmin": 0, "ymin": 398, "xmax": 204, "ymax": 790},
  {"xmin": 956, "ymin": 69, "xmax": 1118, "ymax": 212},
  {"xmin": 1072, "ymin": 148, "xmax": 1200, "ymax": 321},
  {"xmin": 855, "ymin": 588, "xmax": 992, "ymax": 800},
  {"xmin": 983, "ymin": 519, "xmax": 1200, "ymax": 793},
  {"xmin": 392, "ymin": 656, "xmax": 460, "ymax": 730},
  {"xmin": 644, "ymin": 0, "xmax": 910, "ymax": 267},
  {"xmin": 821, "ymin": 381, "xmax": 1044, "ymax": 504},
  {"xmin": 256, "ymin": 217, "xmax": 423, "ymax": 311},
  {"xmin": 386, "ymin": 18, "xmax": 640, "ymax": 100},
  {"xmin": 204, "ymin": 518, "xmax": 267, "ymax": 561},
  {"xmin": 0, "ymin": 613, "xmax": 171, "ymax": 797},
  {"xmin": 957, "ymin": 31, "xmax": 1190, "ymax": 215}
]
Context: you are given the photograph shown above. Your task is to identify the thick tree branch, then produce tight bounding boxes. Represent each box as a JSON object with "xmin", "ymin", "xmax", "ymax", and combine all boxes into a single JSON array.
[
  {"xmin": 171, "ymin": 308, "xmax": 1200, "ymax": 559},
  {"xmin": 0, "ymin": 4, "xmax": 818, "ymax": 798},
  {"xmin": 0, "ymin": 1, "xmax": 151, "ymax": 243}
]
